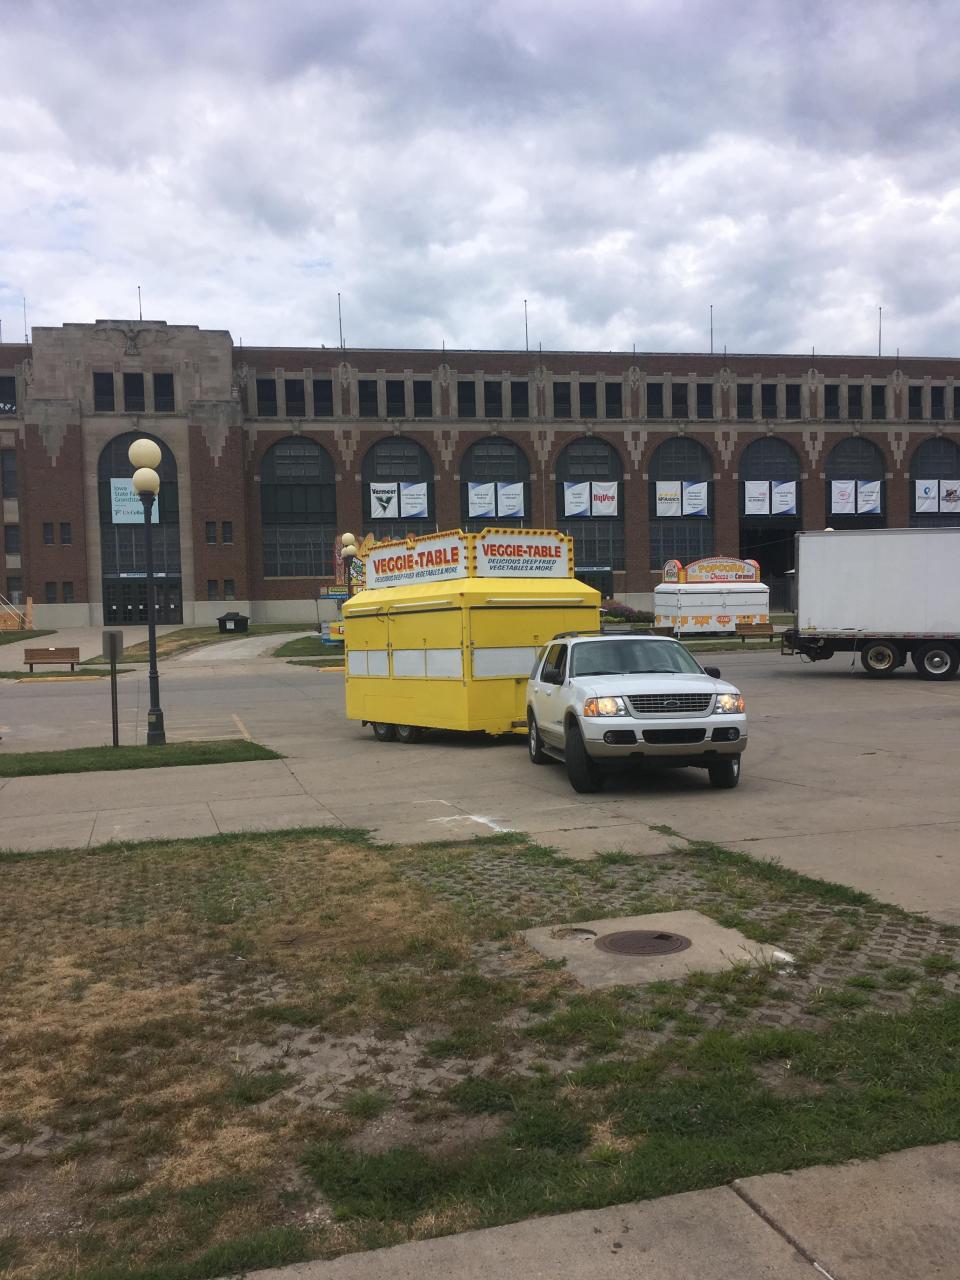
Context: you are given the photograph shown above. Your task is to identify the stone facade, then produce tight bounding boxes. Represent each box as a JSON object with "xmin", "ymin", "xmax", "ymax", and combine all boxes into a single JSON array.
[{"xmin": 1, "ymin": 319, "xmax": 959, "ymax": 625}]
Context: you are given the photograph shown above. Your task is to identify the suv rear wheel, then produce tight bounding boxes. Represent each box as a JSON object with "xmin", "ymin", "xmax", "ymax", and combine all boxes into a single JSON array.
[
  {"xmin": 564, "ymin": 721, "xmax": 603, "ymax": 793},
  {"xmin": 528, "ymin": 713, "xmax": 550, "ymax": 764},
  {"xmin": 708, "ymin": 756, "xmax": 741, "ymax": 789}
]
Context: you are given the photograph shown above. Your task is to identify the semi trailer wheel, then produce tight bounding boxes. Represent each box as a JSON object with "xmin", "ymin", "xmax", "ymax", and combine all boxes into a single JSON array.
[
  {"xmin": 913, "ymin": 642, "xmax": 960, "ymax": 681},
  {"xmin": 860, "ymin": 640, "xmax": 901, "ymax": 677}
]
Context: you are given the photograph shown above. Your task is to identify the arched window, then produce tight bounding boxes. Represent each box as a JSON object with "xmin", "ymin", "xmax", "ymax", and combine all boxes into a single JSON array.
[
  {"xmin": 910, "ymin": 437, "xmax": 960, "ymax": 527},
  {"xmin": 97, "ymin": 432, "xmax": 182, "ymax": 624},
  {"xmin": 555, "ymin": 438, "xmax": 625, "ymax": 578},
  {"xmin": 460, "ymin": 436, "xmax": 530, "ymax": 531},
  {"xmin": 648, "ymin": 437, "xmax": 714, "ymax": 569},
  {"xmin": 738, "ymin": 437, "xmax": 802, "ymax": 606},
  {"xmin": 824, "ymin": 437, "xmax": 885, "ymax": 526},
  {"xmin": 97, "ymin": 431, "xmax": 181, "ymax": 573},
  {"xmin": 361, "ymin": 437, "xmax": 435, "ymax": 540},
  {"xmin": 739, "ymin": 437, "xmax": 802, "ymax": 520},
  {"xmin": 740, "ymin": 436, "xmax": 801, "ymax": 483},
  {"xmin": 261, "ymin": 437, "xmax": 337, "ymax": 577}
]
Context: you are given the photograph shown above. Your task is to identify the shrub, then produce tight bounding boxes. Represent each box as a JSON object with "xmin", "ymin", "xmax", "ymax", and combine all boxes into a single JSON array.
[{"xmin": 600, "ymin": 600, "xmax": 654, "ymax": 625}]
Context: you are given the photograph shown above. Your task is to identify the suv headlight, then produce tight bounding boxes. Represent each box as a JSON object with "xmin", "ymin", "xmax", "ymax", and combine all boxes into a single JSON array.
[
  {"xmin": 715, "ymin": 691, "xmax": 745, "ymax": 714},
  {"xmin": 583, "ymin": 695, "xmax": 629, "ymax": 717}
]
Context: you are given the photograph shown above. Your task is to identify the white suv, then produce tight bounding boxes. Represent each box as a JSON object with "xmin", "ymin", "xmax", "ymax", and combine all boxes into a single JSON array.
[{"xmin": 526, "ymin": 632, "xmax": 747, "ymax": 793}]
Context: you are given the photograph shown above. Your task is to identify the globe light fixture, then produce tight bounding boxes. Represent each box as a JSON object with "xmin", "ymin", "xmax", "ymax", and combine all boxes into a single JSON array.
[
  {"xmin": 132, "ymin": 466, "xmax": 160, "ymax": 495},
  {"xmin": 128, "ymin": 437, "xmax": 162, "ymax": 470}
]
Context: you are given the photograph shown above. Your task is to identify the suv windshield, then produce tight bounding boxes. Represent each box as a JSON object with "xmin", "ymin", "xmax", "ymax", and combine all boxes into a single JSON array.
[{"xmin": 570, "ymin": 638, "xmax": 703, "ymax": 677}]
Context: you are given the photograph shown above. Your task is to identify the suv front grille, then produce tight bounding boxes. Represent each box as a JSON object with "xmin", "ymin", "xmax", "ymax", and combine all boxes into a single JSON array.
[
  {"xmin": 642, "ymin": 728, "xmax": 707, "ymax": 745},
  {"xmin": 626, "ymin": 693, "xmax": 712, "ymax": 715}
]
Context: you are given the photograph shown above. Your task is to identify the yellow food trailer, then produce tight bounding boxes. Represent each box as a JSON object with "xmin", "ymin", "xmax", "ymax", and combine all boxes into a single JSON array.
[{"xmin": 342, "ymin": 528, "xmax": 600, "ymax": 741}]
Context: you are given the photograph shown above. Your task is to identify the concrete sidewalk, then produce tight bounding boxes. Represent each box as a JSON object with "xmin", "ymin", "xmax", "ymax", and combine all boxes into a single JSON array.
[
  {"xmin": 9, "ymin": 623, "xmax": 181, "ymax": 668},
  {"xmin": 236, "ymin": 1143, "xmax": 960, "ymax": 1280}
]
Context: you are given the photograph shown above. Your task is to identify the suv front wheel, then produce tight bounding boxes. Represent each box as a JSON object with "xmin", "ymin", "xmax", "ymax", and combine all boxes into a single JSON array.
[
  {"xmin": 708, "ymin": 756, "xmax": 741, "ymax": 789},
  {"xmin": 564, "ymin": 721, "xmax": 603, "ymax": 793}
]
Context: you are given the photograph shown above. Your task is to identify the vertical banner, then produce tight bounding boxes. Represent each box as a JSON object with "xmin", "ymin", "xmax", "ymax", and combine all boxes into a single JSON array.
[
  {"xmin": 369, "ymin": 482, "xmax": 399, "ymax": 518},
  {"xmin": 399, "ymin": 481, "xmax": 428, "ymax": 518},
  {"xmin": 563, "ymin": 481, "xmax": 591, "ymax": 516},
  {"xmin": 496, "ymin": 481, "xmax": 525, "ymax": 518},
  {"xmin": 831, "ymin": 480, "xmax": 856, "ymax": 514},
  {"xmin": 940, "ymin": 480, "xmax": 960, "ymax": 513},
  {"xmin": 467, "ymin": 482, "xmax": 496, "ymax": 518},
  {"xmin": 743, "ymin": 480, "xmax": 771, "ymax": 515},
  {"xmin": 655, "ymin": 481, "xmax": 682, "ymax": 517},
  {"xmin": 682, "ymin": 481, "xmax": 709, "ymax": 516},
  {"xmin": 856, "ymin": 480, "xmax": 881, "ymax": 515},
  {"xmin": 771, "ymin": 480, "xmax": 797, "ymax": 515},
  {"xmin": 590, "ymin": 481, "xmax": 619, "ymax": 516},
  {"xmin": 915, "ymin": 480, "xmax": 939, "ymax": 513},
  {"xmin": 110, "ymin": 478, "xmax": 159, "ymax": 523}
]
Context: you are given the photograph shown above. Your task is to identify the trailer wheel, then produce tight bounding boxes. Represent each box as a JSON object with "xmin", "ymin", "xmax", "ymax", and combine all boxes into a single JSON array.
[
  {"xmin": 372, "ymin": 722, "xmax": 396, "ymax": 742},
  {"xmin": 395, "ymin": 724, "xmax": 421, "ymax": 744},
  {"xmin": 564, "ymin": 722, "xmax": 603, "ymax": 793},
  {"xmin": 913, "ymin": 642, "xmax": 960, "ymax": 681},
  {"xmin": 860, "ymin": 640, "xmax": 901, "ymax": 677}
]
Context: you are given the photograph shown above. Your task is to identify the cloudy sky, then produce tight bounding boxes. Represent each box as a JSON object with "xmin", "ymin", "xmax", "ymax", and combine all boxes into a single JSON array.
[{"xmin": 3, "ymin": 0, "xmax": 960, "ymax": 355}]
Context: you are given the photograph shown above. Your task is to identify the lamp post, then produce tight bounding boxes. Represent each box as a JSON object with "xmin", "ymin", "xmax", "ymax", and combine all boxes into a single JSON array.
[
  {"xmin": 129, "ymin": 438, "xmax": 166, "ymax": 746},
  {"xmin": 340, "ymin": 532, "xmax": 358, "ymax": 599}
]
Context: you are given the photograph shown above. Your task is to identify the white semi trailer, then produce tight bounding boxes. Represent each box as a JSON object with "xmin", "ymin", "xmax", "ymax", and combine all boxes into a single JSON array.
[{"xmin": 781, "ymin": 528, "xmax": 960, "ymax": 680}]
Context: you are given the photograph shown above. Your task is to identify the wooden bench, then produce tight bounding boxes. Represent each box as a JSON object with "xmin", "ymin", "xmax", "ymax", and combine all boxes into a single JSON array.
[
  {"xmin": 734, "ymin": 622, "xmax": 776, "ymax": 645},
  {"xmin": 24, "ymin": 646, "xmax": 81, "ymax": 672}
]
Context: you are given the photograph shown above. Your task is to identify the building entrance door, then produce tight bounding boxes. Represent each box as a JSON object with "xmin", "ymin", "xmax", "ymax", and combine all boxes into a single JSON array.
[
  {"xmin": 575, "ymin": 567, "xmax": 614, "ymax": 599},
  {"xmin": 102, "ymin": 579, "xmax": 183, "ymax": 626}
]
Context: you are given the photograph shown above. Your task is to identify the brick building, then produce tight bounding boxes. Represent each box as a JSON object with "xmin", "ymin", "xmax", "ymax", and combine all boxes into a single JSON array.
[{"xmin": 2, "ymin": 317, "xmax": 960, "ymax": 626}]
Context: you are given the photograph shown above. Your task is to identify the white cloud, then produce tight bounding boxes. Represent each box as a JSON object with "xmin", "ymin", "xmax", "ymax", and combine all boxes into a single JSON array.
[{"xmin": 3, "ymin": 0, "xmax": 960, "ymax": 354}]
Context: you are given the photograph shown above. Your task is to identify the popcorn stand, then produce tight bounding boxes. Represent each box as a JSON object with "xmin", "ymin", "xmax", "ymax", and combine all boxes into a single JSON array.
[
  {"xmin": 654, "ymin": 556, "xmax": 769, "ymax": 636},
  {"xmin": 342, "ymin": 529, "xmax": 600, "ymax": 741}
]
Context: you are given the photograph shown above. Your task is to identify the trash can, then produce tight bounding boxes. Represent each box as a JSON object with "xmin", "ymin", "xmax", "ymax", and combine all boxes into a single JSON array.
[{"xmin": 217, "ymin": 611, "xmax": 249, "ymax": 634}]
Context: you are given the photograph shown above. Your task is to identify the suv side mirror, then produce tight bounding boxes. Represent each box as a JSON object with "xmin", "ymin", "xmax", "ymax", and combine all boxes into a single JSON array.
[{"xmin": 703, "ymin": 666, "xmax": 721, "ymax": 679}]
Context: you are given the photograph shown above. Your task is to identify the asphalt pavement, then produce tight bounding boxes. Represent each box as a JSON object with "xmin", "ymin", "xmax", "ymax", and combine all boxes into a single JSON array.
[{"xmin": 2, "ymin": 644, "xmax": 960, "ymax": 921}]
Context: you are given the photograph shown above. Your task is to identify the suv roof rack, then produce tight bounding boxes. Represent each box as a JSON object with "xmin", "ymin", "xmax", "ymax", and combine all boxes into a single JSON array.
[{"xmin": 551, "ymin": 630, "xmax": 604, "ymax": 639}]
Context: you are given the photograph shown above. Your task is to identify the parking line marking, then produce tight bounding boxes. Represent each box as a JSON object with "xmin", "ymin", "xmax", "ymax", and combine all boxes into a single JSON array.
[{"xmin": 231, "ymin": 714, "xmax": 251, "ymax": 741}]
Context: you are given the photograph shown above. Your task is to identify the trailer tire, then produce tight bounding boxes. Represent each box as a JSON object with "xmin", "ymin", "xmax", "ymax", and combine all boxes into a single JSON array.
[
  {"xmin": 372, "ymin": 722, "xmax": 396, "ymax": 742},
  {"xmin": 860, "ymin": 640, "xmax": 901, "ymax": 677},
  {"xmin": 913, "ymin": 641, "xmax": 960, "ymax": 681},
  {"xmin": 396, "ymin": 724, "xmax": 421, "ymax": 744},
  {"xmin": 527, "ymin": 714, "xmax": 550, "ymax": 764},
  {"xmin": 564, "ymin": 721, "xmax": 603, "ymax": 793}
]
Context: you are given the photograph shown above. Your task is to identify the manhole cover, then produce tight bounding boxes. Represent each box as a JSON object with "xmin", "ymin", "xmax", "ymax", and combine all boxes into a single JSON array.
[{"xmin": 594, "ymin": 930, "xmax": 692, "ymax": 956}]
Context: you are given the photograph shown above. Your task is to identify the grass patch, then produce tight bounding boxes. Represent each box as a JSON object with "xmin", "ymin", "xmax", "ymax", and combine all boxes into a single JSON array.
[
  {"xmin": 2, "ymin": 822, "xmax": 959, "ymax": 1278},
  {"xmin": 84, "ymin": 624, "xmax": 312, "ymax": 664},
  {"xmin": 274, "ymin": 636, "xmax": 343, "ymax": 658},
  {"xmin": 0, "ymin": 739, "xmax": 281, "ymax": 777},
  {"xmin": 287, "ymin": 658, "xmax": 347, "ymax": 670},
  {"xmin": 681, "ymin": 638, "xmax": 781, "ymax": 654},
  {"xmin": 0, "ymin": 628, "xmax": 56, "ymax": 646}
]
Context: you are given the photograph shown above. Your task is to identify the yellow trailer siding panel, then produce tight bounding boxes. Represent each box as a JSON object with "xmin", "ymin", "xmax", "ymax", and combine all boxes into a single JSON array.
[{"xmin": 343, "ymin": 577, "xmax": 600, "ymax": 736}]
